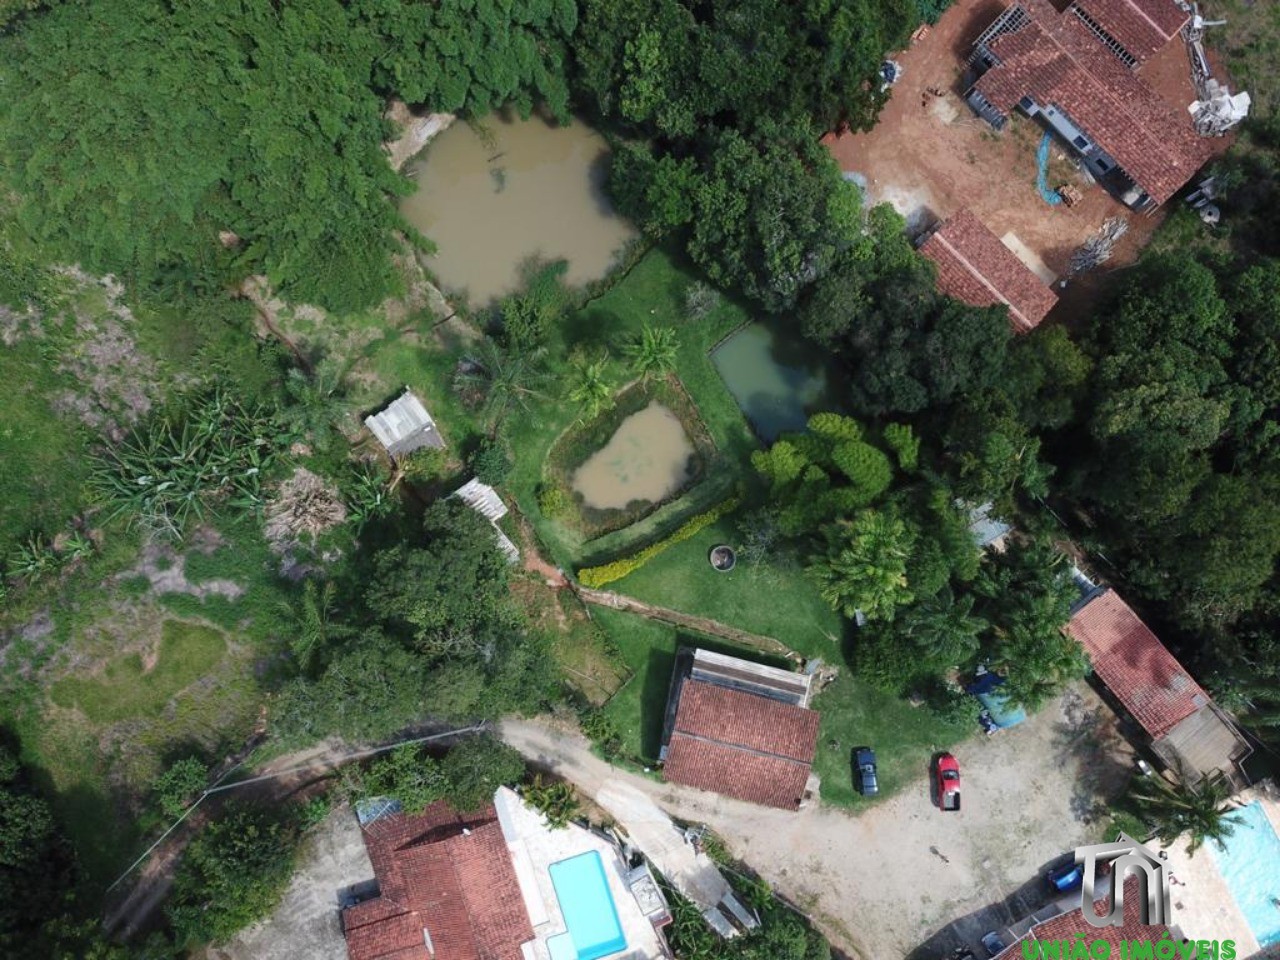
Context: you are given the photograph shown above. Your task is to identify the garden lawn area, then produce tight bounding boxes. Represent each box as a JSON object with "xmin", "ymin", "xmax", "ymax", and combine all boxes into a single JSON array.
[{"xmin": 607, "ymin": 511, "xmax": 846, "ymax": 659}]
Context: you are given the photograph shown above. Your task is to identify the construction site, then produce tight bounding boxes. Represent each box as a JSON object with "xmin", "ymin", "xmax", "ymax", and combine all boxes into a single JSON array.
[{"xmin": 824, "ymin": 0, "xmax": 1248, "ymax": 324}]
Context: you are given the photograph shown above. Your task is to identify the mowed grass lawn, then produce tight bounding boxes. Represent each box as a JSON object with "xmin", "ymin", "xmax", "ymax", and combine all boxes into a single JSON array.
[{"xmin": 608, "ymin": 513, "xmax": 846, "ymax": 656}]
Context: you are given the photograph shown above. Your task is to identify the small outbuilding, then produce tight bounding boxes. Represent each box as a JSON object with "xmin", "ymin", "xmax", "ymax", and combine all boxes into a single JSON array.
[
  {"xmin": 364, "ymin": 389, "xmax": 445, "ymax": 458},
  {"xmin": 1067, "ymin": 589, "xmax": 1251, "ymax": 787}
]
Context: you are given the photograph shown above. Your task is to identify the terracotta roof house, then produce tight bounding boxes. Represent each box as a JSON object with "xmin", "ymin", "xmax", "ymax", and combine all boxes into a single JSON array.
[
  {"xmin": 342, "ymin": 788, "xmax": 672, "ymax": 960},
  {"xmin": 1067, "ymin": 589, "xmax": 1250, "ymax": 786},
  {"xmin": 659, "ymin": 648, "xmax": 820, "ymax": 810},
  {"xmin": 342, "ymin": 801, "xmax": 531, "ymax": 960},
  {"xmin": 965, "ymin": 0, "xmax": 1209, "ymax": 210},
  {"xmin": 918, "ymin": 209, "xmax": 1058, "ymax": 329}
]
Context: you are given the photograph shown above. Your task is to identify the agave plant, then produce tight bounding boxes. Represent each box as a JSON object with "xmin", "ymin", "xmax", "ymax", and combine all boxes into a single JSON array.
[
  {"xmin": 90, "ymin": 387, "xmax": 281, "ymax": 539},
  {"xmin": 344, "ymin": 465, "xmax": 396, "ymax": 531},
  {"xmin": 9, "ymin": 534, "xmax": 60, "ymax": 579}
]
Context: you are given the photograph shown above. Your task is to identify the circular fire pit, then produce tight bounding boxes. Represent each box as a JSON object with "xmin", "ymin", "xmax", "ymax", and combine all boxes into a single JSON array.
[{"xmin": 709, "ymin": 545, "xmax": 736, "ymax": 572}]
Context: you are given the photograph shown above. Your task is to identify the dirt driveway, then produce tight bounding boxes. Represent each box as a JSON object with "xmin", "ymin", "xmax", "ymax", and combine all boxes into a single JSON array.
[{"xmin": 502, "ymin": 681, "xmax": 1133, "ymax": 959}]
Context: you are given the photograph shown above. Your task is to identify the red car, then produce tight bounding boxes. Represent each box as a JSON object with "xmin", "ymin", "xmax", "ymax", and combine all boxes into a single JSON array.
[{"xmin": 936, "ymin": 752, "xmax": 961, "ymax": 811}]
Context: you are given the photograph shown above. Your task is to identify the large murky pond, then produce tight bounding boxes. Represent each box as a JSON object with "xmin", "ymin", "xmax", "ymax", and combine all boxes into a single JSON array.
[
  {"xmin": 400, "ymin": 114, "xmax": 638, "ymax": 305},
  {"xmin": 572, "ymin": 403, "xmax": 695, "ymax": 510}
]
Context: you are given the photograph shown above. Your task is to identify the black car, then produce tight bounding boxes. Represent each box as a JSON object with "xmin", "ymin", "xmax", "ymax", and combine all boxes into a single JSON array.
[
  {"xmin": 981, "ymin": 931, "xmax": 1008, "ymax": 957},
  {"xmin": 854, "ymin": 746, "xmax": 879, "ymax": 796}
]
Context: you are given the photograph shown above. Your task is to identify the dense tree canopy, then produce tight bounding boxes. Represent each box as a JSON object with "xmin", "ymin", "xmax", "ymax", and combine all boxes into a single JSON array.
[
  {"xmin": 0, "ymin": 0, "xmax": 577, "ymax": 310},
  {"xmin": 275, "ymin": 500, "xmax": 555, "ymax": 744}
]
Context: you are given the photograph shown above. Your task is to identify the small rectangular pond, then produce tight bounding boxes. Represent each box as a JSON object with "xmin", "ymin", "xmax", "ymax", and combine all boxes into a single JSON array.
[{"xmin": 711, "ymin": 322, "xmax": 834, "ymax": 442}]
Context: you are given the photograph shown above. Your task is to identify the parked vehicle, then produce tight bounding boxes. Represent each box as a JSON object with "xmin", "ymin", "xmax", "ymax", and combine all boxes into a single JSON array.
[
  {"xmin": 1045, "ymin": 860, "xmax": 1085, "ymax": 893},
  {"xmin": 854, "ymin": 746, "xmax": 879, "ymax": 796},
  {"xmin": 981, "ymin": 931, "xmax": 1008, "ymax": 957},
  {"xmin": 936, "ymin": 752, "xmax": 961, "ymax": 811}
]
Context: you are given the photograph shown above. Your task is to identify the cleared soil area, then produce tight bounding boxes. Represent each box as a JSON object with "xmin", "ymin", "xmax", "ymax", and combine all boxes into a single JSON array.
[
  {"xmin": 502, "ymin": 680, "xmax": 1134, "ymax": 960},
  {"xmin": 824, "ymin": 0, "xmax": 1234, "ymax": 315}
]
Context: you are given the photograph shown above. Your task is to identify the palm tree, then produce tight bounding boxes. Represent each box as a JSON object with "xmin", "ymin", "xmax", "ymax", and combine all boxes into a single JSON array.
[
  {"xmin": 812, "ymin": 510, "xmax": 914, "ymax": 622},
  {"xmin": 1127, "ymin": 773, "xmax": 1242, "ymax": 855},
  {"xmin": 895, "ymin": 588, "xmax": 986, "ymax": 670},
  {"xmin": 452, "ymin": 337, "xmax": 548, "ymax": 429},
  {"xmin": 567, "ymin": 348, "xmax": 614, "ymax": 421},
  {"xmin": 624, "ymin": 323, "xmax": 679, "ymax": 382}
]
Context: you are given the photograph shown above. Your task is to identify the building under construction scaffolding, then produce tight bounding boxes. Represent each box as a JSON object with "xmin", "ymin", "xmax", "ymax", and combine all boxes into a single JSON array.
[{"xmin": 965, "ymin": 0, "xmax": 1213, "ymax": 211}]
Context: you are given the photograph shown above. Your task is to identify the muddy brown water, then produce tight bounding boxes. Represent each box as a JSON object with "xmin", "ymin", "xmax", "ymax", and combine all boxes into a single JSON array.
[
  {"xmin": 571, "ymin": 403, "xmax": 695, "ymax": 511},
  {"xmin": 400, "ymin": 114, "xmax": 638, "ymax": 305}
]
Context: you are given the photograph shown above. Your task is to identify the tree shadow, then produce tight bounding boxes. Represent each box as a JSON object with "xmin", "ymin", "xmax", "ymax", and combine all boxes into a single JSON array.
[{"xmin": 904, "ymin": 867, "xmax": 1071, "ymax": 960}]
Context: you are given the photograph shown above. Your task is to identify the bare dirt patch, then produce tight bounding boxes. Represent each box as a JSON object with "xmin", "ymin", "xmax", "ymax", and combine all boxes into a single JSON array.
[
  {"xmin": 46, "ymin": 269, "xmax": 158, "ymax": 439},
  {"xmin": 825, "ymin": 0, "xmax": 1233, "ymax": 316}
]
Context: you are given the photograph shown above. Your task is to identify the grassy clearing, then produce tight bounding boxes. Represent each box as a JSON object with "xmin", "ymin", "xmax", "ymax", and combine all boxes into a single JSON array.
[
  {"xmin": 0, "ymin": 325, "xmax": 90, "ymax": 551},
  {"xmin": 50, "ymin": 620, "xmax": 227, "ymax": 723},
  {"xmin": 608, "ymin": 512, "xmax": 846, "ymax": 656},
  {"xmin": 9, "ymin": 596, "xmax": 262, "ymax": 888},
  {"xmin": 511, "ymin": 574, "xmax": 631, "ymax": 706},
  {"xmin": 1214, "ymin": 0, "xmax": 1280, "ymax": 120}
]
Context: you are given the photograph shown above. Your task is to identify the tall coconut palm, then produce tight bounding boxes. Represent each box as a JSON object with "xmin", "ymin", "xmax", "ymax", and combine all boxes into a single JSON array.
[
  {"xmin": 812, "ymin": 509, "xmax": 914, "ymax": 622},
  {"xmin": 1127, "ymin": 772, "xmax": 1242, "ymax": 856},
  {"xmin": 624, "ymin": 323, "xmax": 679, "ymax": 382},
  {"xmin": 567, "ymin": 348, "xmax": 614, "ymax": 421},
  {"xmin": 452, "ymin": 337, "xmax": 548, "ymax": 430}
]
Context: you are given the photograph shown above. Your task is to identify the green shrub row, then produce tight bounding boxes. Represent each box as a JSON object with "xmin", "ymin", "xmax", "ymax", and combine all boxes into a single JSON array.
[{"xmin": 576, "ymin": 494, "xmax": 742, "ymax": 588}]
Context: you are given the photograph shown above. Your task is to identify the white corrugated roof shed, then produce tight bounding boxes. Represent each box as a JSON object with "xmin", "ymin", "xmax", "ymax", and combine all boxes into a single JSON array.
[
  {"xmin": 364, "ymin": 389, "xmax": 445, "ymax": 456},
  {"xmin": 451, "ymin": 478, "xmax": 519, "ymax": 563},
  {"xmin": 454, "ymin": 478, "xmax": 509, "ymax": 522}
]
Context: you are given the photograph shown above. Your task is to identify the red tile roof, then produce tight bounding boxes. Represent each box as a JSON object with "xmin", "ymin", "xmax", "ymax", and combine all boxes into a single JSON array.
[
  {"xmin": 1067, "ymin": 590, "xmax": 1207, "ymax": 739},
  {"xmin": 973, "ymin": 0, "xmax": 1209, "ymax": 204},
  {"xmin": 1069, "ymin": 0, "xmax": 1188, "ymax": 63},
  {"xmin": 342, "ymin": 802, "xmax": 533, "ymax": 960},
  {"xmin": 918, "ymin": 208, "xmax": 1058, "ymax": 330},
  {"xmin": 996, "ymin": 877, "xmax": 1173, "ymax": 959},
  {"xmin": 663, "ymin": 679, "xmax": 820, "ymax": 810}
]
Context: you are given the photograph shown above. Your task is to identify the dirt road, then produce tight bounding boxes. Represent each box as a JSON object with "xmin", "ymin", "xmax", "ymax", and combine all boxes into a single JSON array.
[{"xmin": 501, "ymin": 682, "xmax": 1131, "ymax": 958}]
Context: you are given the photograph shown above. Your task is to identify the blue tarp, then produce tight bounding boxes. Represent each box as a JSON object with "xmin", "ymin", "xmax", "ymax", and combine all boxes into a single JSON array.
[
  {"xmin": 966, "ymin": 672, "xmax": 1028, "ymax": 728},
  {"xmin": 976, "ymin": 689, "xmax": 1028, "ymax": 728},
  {"xmin": 1036, "ymin": 131, "xmax": 1063, "ymax": 207}
]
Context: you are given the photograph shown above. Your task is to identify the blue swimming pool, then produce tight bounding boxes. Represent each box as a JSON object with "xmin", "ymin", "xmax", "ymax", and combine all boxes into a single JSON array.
[
  {"xmin": 548, "ymin": 851, "xmax": 627, "ymax": 960},
  {"xmin": 1210, "ymin": 801, "xmax": 1280, "ymax": 948}
]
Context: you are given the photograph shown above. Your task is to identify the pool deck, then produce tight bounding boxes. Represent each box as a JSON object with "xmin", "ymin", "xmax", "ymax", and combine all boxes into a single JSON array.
[
  {"xmin": 493, "ymin": 787, "xmax": 670, "ymax": 960},
  {"xmin": 1158, "ymin": 780, "xmax": 1280, "ymax": 957}
]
